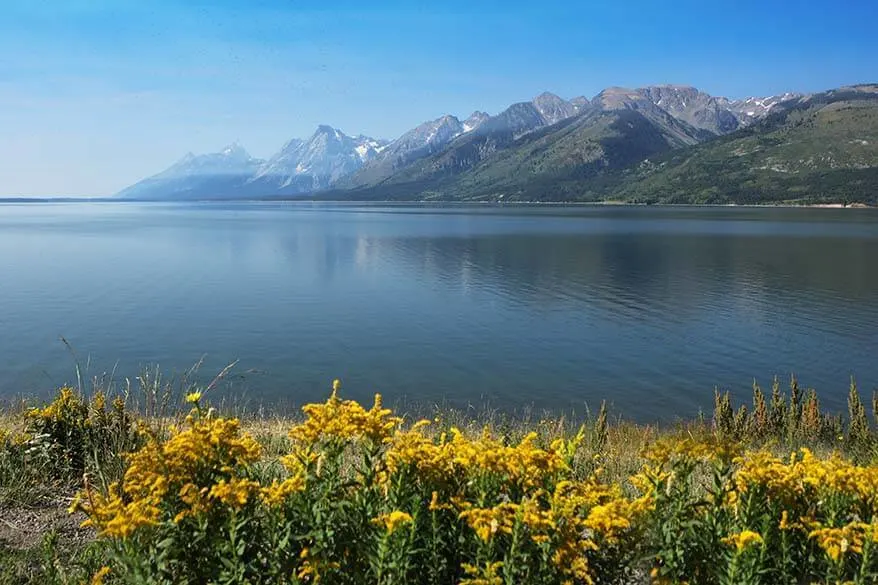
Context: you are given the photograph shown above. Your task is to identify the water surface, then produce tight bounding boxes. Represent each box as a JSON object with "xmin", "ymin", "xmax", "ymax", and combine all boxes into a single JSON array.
[{"xmin": 1, "ymin": 202, "xmax": 876, "ymax": 420}]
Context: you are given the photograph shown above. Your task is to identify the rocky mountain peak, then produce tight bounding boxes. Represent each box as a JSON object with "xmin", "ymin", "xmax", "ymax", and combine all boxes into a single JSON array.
[
  {"xmin": 728, "ymin": 93, "xmax": 804, "ymax": 120},
  {"xmin": 463, "ymin": 111, "xmax": 490, "ymax": 132},
  {"xmin": 570, "ymin": 96, "xmax": 590, "ymax": 111},
  {"xmin": 532, "ymin": 92, "xmax": 577, "ymax": 125},
  {"xmin": 637, "ymin": 85, "xmax": 740, "ymax": 134},
  {"xmin": 247, "ymin": 125, "xmax": 385, "ymax": 191},
  {"xmin": 593, "ymin": 87, "xmax": 653, "ymax": 110},
  {"xmin": 219, "ymin": 142, "xmax": 249, "ymax": 157}
]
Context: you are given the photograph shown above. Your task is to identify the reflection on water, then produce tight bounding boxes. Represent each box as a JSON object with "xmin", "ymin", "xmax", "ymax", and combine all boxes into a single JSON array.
[{"xmin": 1, "ymin": 203, "xmax": 876, "ymax": 421}]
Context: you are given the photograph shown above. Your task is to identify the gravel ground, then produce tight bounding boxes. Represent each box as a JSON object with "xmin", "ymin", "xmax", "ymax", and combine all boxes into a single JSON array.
[{"xmin": 0, "ymin": 503, "xmax": 92, "ymax": 551}]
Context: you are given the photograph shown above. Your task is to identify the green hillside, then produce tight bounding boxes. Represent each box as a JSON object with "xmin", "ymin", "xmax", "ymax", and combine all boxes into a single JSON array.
[
  {"xmin": 608, "ymin": 87, "xmax": 878, "ymax": 204},
  {"xmin": 319, "ymin": 86, "xmax": 878, "ymax": 205}
]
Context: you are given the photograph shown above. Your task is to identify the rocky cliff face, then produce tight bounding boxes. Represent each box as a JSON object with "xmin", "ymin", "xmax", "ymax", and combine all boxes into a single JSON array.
[
  {"xmin": 637, "ymin": 85, "xmax": 741, "ymax": 134},
  {"xmin": 531, "ymin": 92, "xmax": 579, "ymax": 125}
]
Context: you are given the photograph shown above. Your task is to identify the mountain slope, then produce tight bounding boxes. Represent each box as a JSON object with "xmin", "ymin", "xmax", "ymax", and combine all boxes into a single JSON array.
[
  {"xmin": 447, "ymin": 108, "xmax": 704, "ymax": 200},
  {"xmin": 636, "ymin": 85, "xmax": 742, "ymax": 134},
  {"xmin": 340, "ymin": 114, "xmax": 469, "ymax": 187},
  {"xmin": 532, "ymin": 92, "xmax": 578, "ymax": 124},
  {"xmin": 608, "ymin": 86, "xmax": 878, "ymax": 204},
  {"xmin": 116, "ymin": 143, "xmax": 263, "ymax": 200},
  {"xmin": 249, "ymin": 125, "xmax": 387, "ymax": 194},
  {"xmin": 328, "ymin": 104, "xmax": 707, "ymax": 201},
  {"xmin": 325, "ymin": 85, "xmax": 878, "ymax": 204},
  {"xmin": 342, "ymin": 96, "xmax": 581, "ymax": 189},
  {"xmin": 728, "ymin": 92, "xmax": 803, "ymax": 123}
]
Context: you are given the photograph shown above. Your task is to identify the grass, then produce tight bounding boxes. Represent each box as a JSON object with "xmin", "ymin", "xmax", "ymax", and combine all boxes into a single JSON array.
[{"xmin": 1, "ymin": 368, "xmax": 877, "ymax": 584}]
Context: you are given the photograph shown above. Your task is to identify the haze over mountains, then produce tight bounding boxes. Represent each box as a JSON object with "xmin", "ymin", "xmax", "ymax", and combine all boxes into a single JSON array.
[{"xmin": 116, "ymin": 83, "xmax": 878, "ymax": 205}]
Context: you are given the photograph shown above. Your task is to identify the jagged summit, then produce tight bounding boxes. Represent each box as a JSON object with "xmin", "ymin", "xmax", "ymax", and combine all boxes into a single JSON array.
[
  {"xmin": 463, "ymin": 111, "xmax": 490, "ymax": 133},
  {"xmin": 114, "ymin": 82, "xmax": 873, "ymax": 203},
  {"xmin": 249, "ymin": 125, "xmax": 387, "ymax": 191},
  {"xmin": 219, "ymin": 142, "xmax": 249, "ymax": 156},
  {"xmin": 570, "ymin": 96, "xmax": 590, "ymax": 110},
  {"xmin": 531, "ymin": 92, "xmax": 578, "ymax": 125},
  {"xmin": 637, "ymin": 85, "xmax": 741, "ymax": 134}
]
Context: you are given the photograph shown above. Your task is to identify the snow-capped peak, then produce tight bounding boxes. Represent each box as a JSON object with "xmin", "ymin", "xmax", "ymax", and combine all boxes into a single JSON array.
[
  {"xmin": 531, "ymin": 92, "xmax": 577, "ymax": 125},
  {"xmin": 462, "ymin": 111, "xmax": 490, "ymax": 133},
  {"xmin": 728, "ymin": 92, "xmax": 803, "ymax": 122},
  {"xmin": 220, "ymin": 142, "xmax": 245, "ymax": 156},
  {"xmin": 250, "ymin": 125, "xmax": 387, "ymax": 189}
]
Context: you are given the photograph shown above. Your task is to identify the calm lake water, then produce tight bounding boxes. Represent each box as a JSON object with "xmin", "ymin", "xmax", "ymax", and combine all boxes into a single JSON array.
[{"xmin": 1, "ymin": 202, "xmax": 876, "ymax": 420}]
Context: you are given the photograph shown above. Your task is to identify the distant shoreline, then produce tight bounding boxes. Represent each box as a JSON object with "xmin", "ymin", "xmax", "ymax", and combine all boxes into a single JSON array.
[{"xmin": 0, "ymin": 197, "xmax": 875, "ymax": 209}]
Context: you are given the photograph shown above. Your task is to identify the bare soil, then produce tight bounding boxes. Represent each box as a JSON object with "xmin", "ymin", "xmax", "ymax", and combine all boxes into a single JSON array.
[{"xmin": 0, "ymin": 503, "xmax": 92, "ymax": 551}]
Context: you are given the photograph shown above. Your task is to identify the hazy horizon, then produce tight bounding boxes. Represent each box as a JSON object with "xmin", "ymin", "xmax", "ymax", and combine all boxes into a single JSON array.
[{"xmin": 2, "ymin": 0, "xmax": 876, "ymax": 197}]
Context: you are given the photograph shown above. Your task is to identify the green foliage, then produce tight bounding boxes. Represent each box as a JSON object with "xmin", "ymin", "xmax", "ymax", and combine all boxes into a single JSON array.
[
  {"xmin": 642, "ymin": 441, "xmax": 878, "ymax": 585},
  {"xmin": 0, "ymin": 532, "xmax": 110, "ymax": 585},
  {"xmin": 24, "ymin": 387, "xmax": 141, "ymax": 488},
  {"xmin": 712, "ymin": 376, "xmax": 875, "ymax": 460},
  {"xmin": 3, "ymin": 374, "xmax": 878, "ymax": 584}
]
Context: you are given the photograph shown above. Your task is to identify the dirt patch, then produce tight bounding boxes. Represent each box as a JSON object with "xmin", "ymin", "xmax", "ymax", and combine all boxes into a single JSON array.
[{"xmin": 0, "ymin": 504, "xmax": 93, "ymax": 551}]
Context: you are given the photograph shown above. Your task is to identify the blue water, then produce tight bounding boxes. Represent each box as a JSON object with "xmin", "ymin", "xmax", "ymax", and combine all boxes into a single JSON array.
[{"xmin": 1, "ymin": 202, "xmax": 876, "ymax": 420}]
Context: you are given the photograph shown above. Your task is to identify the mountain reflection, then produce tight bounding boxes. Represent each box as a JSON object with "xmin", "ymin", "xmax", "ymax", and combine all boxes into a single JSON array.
[
  {"xmin": 347, "ymin": 232, "xmax": 878, "ymax": 313},
  {"xmin": 3, "ymin": 203, "xmax": 877, "ymax": 419}
]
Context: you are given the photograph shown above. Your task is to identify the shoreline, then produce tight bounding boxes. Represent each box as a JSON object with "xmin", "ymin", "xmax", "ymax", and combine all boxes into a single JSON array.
[{"xmin": 0, "ymin": 197, "xmax": 875, "ymax": 209}]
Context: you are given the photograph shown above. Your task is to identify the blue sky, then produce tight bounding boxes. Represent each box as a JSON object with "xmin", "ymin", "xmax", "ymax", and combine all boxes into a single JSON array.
[{"xmin": 1, "ymin": 0, "xmax": 876, "ymax": 196}]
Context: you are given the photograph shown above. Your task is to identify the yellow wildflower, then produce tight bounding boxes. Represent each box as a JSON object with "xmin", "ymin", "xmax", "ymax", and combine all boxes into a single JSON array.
[
  {"xmin": 74, "ymin": 410, "xmax": 262, "ymax": 537},
  {"xmin": 372, "ymin": 510, "xmax": 413, "ymax": 535},
  {"xmin": 722, "ymin": 530, "xmax": 764, "ymax": 553},
  {"xmin": 428, "ymin": 490, "xmax": 454, "ymax": 512},
  {"xmin": 809, "ymin": 523, "xmax": 867, "ymax": 562},
  {"xmin": 459, "ymin": 504, "xmax": 517, "ymax": 542},
  {"xmin": 90, "ymin": 566, "xmax": 111, "ymax": 585},
  {"xmin": 185, "ymin": 391, "xmax": 202, "ymax": 404},
  {"xmin": 208, "ymin": 477, "xmax": 260, "ymax": 508},
  {"xmin": 585, "ymin": 499, "xmax": 632, "ymax": 542},
  {"xmin": 290, "ymin": 391, "xmax": 401, "ymax": 445},
  {"xmin": 460, "ymin": 561, "xmax": 504, "ymax": 585},
  {"xmin": 260, "ymin": 475, "xmax": 306, "ymax": 506}
]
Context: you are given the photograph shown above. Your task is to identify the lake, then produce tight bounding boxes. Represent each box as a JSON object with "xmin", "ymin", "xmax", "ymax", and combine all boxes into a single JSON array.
[{"xmin": 1, "ymin": 202, "xmax": 876, "ymax": 421}]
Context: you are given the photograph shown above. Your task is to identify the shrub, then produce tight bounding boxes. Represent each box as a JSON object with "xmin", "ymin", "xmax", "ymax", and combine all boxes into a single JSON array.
[
  {"xmin": 24, "ymin": 387, "xmax": 140, "ymax": 486},
  {"xmin": 6, "ymin": 377, "xmax": 872, "ymax": 584},
  {"xmin": 73, "ymin": 385, "xmax": 649, "ymax": 584},
  {"xmin": 641, "ymin": 439, "xmax": 878, "ymax": 584}
]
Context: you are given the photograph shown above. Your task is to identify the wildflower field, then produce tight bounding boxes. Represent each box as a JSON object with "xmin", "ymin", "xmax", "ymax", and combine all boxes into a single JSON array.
[{"xmin": 2, "ymin": 376, "xmax": 878, "ymax": 584}]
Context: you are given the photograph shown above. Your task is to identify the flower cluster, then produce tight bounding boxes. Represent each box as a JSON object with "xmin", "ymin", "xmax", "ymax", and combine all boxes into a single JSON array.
[
  {"xmin": 645, "ymin": 438, "xmax": 878, "ymax": 584},
  {"xmin": 289, "ymin": 383, "xmax": 402, "ymax": 445},
  {"xmin": 63, "ymin": 384, "xmax": 878, "ymax": 585},
  {"xmin": 73, "ymin": 408, "xmax": 262, "ymax": 537}
]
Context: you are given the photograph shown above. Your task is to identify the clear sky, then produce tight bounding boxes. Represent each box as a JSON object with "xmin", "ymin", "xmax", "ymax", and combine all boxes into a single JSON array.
[{"xmin": 2, "ymin": 0, "xmax": 876, "ymax": 197}]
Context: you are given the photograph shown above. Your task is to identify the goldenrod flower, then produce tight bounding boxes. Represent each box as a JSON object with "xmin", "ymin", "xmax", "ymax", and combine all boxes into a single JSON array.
[
  {"xmin": 722, "ymin": 530, "xmax": 764, "ymax": 553},
  {"xmin": 74, "ymin": 410, "xmax": 262, "ymax": 538},
  {"xmin": 460, "ymin": 561, "xmax": 504, "ymax": 585},
  {"xmin": 260, "ymin": 476, "xmax": 306, "ymax": 506},
  {"xmin": 809, "ymin": 523, "xmax": 867, "ymax": 562},
  {"xmin": 289, "ymin": 391, "xmax": 401, "ymax": 445},
  {"xmin": 373, "ymin": 510, "xmax": 413, "ymax": 535},
  {"xmin": 90, "ymin": 566, "xmax": 111, "ymax": 585}
]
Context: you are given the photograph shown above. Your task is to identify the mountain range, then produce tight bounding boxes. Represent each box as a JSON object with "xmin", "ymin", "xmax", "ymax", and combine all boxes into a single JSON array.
[{"xmin": 117, "ymin": 83, "xmax": 878, "ymax": 205}]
